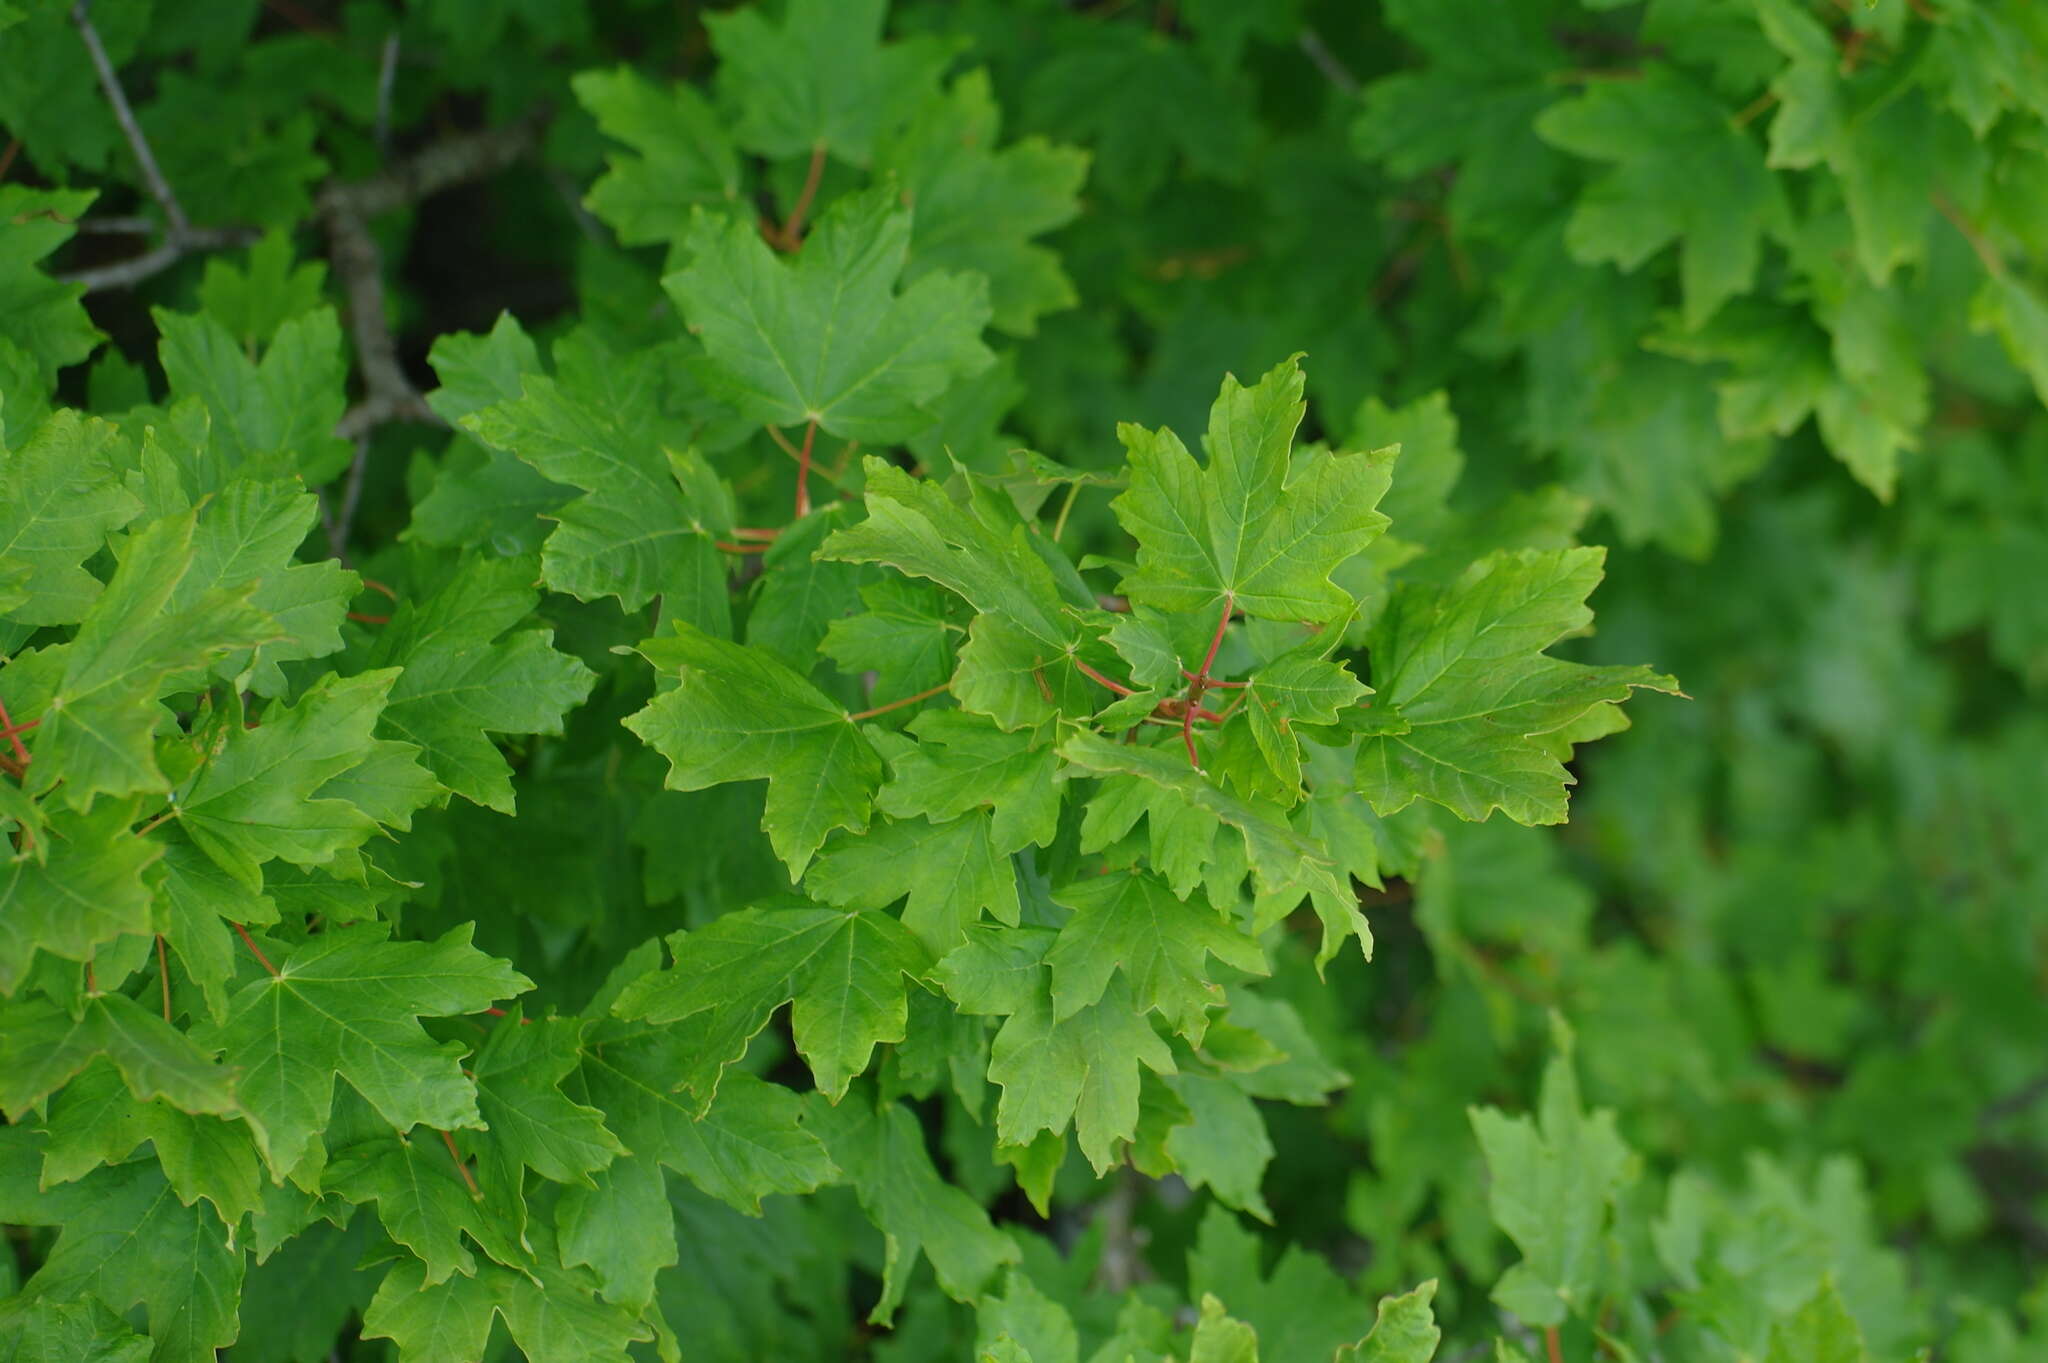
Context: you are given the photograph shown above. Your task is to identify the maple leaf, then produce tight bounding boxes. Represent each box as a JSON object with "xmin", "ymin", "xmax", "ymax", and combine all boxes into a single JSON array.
[
  {"xmin": 175, "ymin": 670, "xmax": 434, "ymax": 892},
  {"xmin": 807, "ymin": 811, "xmax": 1020, "ymax": 956},
  {"xmin": 666, "ymin": 187, "xmax": 995, "ymax": 442},
  {"xmin": 16, "ymin": 512, "xmax": 274, "ymax": 809},
  {"xmin": 461, "ymin": 330, "xmax": 738, "ymax": 634},
  {"xmin": 362, "ymin": 555, "xmax": 596, "ymax": 814},
  {"xmin": 1536, "ymin": 68, "xmax": 1787, "ymax": 327},
  {"xmin": 0, "ymin": 409, "xmax": 139, "ymax": 628},
  {"xmin": 1111, "ymin": 356, "xmax": 1393, "ymax": 624},
  {"xmin": 1333, "ymin": 1282, "xmax": 1442, "ymax": 1363},
  {"xmin": 469, "ymin": 1009, "xmax": 625, "ymax": 1189},
  {"xmin": 361, "ymin": 1223, "xmax": 648, "ymax": 1363},
  {"xmin": 1470, "ymin": 1021, "xmax": 1636, "ymax": 1327},
  {"xmin": 626, "ymin": 621, "xmax": 883, "ymax": 878},
  {"xmin": 875, "ymin": 710, "xmax": 1062, "ymax": 855},
  {"xmin": 1046, "ymin": 870, "xmax": 1266, "ymax": 1045},
  {"xmin": 0, "ymin": 992, "xmax": 235, "ymax": 1121},
  {"xmin": 153, "ymin": 304, "xmax": 351, "ymax": 485},
  {"xmin": 0, "ymin": 801, "xmax": 159, "ymax": 995},
  {"xmin": 876, "ymin": 69, "xmax": 1088, "ymax": 335},
  {"xmin": 806, "ymin": 1091, "xmax": 1020, "ymax": 1325},
  {"xmin": 4, "ymin": 1155, "xmax": 244, "ymax": 1363},
  {"xmin": 705, "ymin": 0, "xmax": 954, "ymax": 164},
  {"xmin": 574, "ymin": 65, "xmax": 741, "ymax": 246},
  {"xmin": 556, "ymin": 1015, "xmax": 833, "ymax": 1308},
  {"xmin": 322, "ymin": 1128, "xmax": 527, "ymax": 1286},
  {"xmin": 198, "ymin": 922, "xmax": 531, "ymax": 1180},
  {"xmin": 610, "ymin": 904, "xmax": 928, "ymax": 1106},
  {"xmin": 1354, "ymin": 548, "xmax": 1680, "ymax": 826},
  {"xmin": 38, "ymin": 1063, "xmax": 261, "ymax": 1229}
]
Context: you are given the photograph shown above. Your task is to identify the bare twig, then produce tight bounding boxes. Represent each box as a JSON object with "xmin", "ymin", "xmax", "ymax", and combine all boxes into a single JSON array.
[
  {"xmin": 1982, "ymin": 1072, "xmax": 2048, "ymax": 1127},
  {"xmin": 73, "ymin": 0, "xmax": 187, "ymax": 236},
  {"xmin": 63, "ymin": 1, "xmax": 264, "ymax": 291},
  {"xmin": 319, "ymin": 182, "xmax": 438, "ymax": 443},
  {"xmin": 374, "ymin": 33, "xmax": 400, "ymax": 157},
  {"xmin": 1298, "ymin": 27, "xmax": 1360, "ymax": 95},
  {"xmin": 332, "ymin": 108, "xmax": 550, "ymax": 219}
]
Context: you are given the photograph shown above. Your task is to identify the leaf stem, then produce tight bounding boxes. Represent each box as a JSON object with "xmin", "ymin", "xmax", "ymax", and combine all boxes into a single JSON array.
[
  {"xmin": 440, "ymin": 1129, "xmax": 482, "ymax": 1199},
  {"xmin": 232, "ymin": 922, "xmax": 280, "ymax": 977},
  {"xmin": 1074, "ymin": 658, "xmax": 1138, "ymax": 697},
  {"xmin": 777, "ymin": 142, "xmax": 828, "ymax": 249},
  {"xmin": 794, "ymin": 419, "xmax": 818, "ymax": 518},
  {"xmin": 0, "ymin": 695, "xmax": 34, "ymax": 769},
  {"xmin": 1545, "ymin": 1326, "xmax": 1562, "ymax": 1363},
  {"xmin": 1181, "ymin": 592, "xmax": 1234, "ymax": 769},
  {"xmin": 1052, "ymin": 482, "xmax": 1082, "ymax": 542},
  {"xmin": 847, "ymin": 681, "xmax": 951, "ymax": 722},
  {"xmin": 715, "ymin": 540, "xmax": 772, "ymax": 554},
  {"xmin": 156, "ymin": 935, "xmax": 172, "ymax": 1021}
]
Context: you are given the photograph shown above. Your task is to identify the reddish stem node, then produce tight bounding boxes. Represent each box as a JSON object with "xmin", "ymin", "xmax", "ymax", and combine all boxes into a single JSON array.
[
  {"xmin": 232, "ymin": 922, "xmax": 280, "ymax": 977},
  {"xmin": 715, "ymin": 540, "xmax": 772, "ymax": 554},
  {"xmin": 0, "ymin": 695, "xmax": 35, "ymax": 768},
  {"xmin": 778, "ymin": 142, "xmax": 828, "ymax": 248},
  {"xmin": 1180, "ymin": 592, "xmax": 1234, "ymax": 769}
]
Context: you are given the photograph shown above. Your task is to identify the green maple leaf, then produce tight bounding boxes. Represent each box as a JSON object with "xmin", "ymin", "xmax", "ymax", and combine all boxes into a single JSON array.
[
  {"xmin": 978, "ymin": 970, "xmax": 1177, "ymax": 1175},
  {"xmin": 1240, "ymin": 647, "xmax": 1373, "ymax": 794},
  {"xmin": 8, "ymin": 1157, "xmax": 243, "ymax": 1363},
  {"xmin": 1766, "ymin": 1280, "xmax": 1869, "ymax": 1363},
  {"xmin": 556, "ymin": 1017, "xmax": 833, "ymax": 1308},
  {"xmin": 195, "ymin": 230, "xmax": 328, "ymax": 353},
  {"xmin": 0, "ymin": 409, "xmax": 139, "ymax": 628},
  {"xmin": 363, "ymin": 555, "xmax": 596, "ymax": 814},
  {"xmin": 666, "ymin": 187, "xmax": 995, "ymax": 442},
  {"xmin": 1334, "ymin": 1282, "xmax": 1442, "ymax": 1363},
  {"xmin": 1355, "ymin": 548, "xmax": 1679, "ymax": 826},
  {"xmin": 1111, "ymin": 357, "xmax": 1393, "ymax": 624},
  {"xmin": 626, "ymin": 621, "xmax": 884, "ymax": 878},
  {"xmin": 819, "ymin": 578, "xmax": 958, "ymax": 712},
  {"xmin": 1470, "ymin": 1020, "xmax": 1635, "ymax": 1328},
  {"xmin": 610, "ymin": 904, "xmax": 928, "ymax": 1106},
  {"xmin": 806, "ymin": 1092, "xmax": 1020, "ymax": 1325},
  {"xmin": 1187, "ymin": 1204, "xmax": 1379, "ymax": 1361},
  {"xmin": 199, "ymin": 922, "xmax": 531, "ymax": 1179},
  {"xmin": 153, "ymin": 304, "xmax": 350, "ymax": 485},
  {"xmin": 1023, "ymin": 24, "xmax": 1257, "ymax": 203},
  {"xmin": 469, "ymin": 1010, "xmax": 625, "ymax": 1189},
  {"xmin": 0, "ymin": 186, "xmax": 102, "ymax": 398},
  {"xmin": 1164, "ymin": 1072, "xmax": 1276, "ymax": 1221},
  {"xmin": 573, "ymin": 65, "xmax": 741, "ymax": 247},
  {"xmin": 0, "ymin": 992, "xmax": 236, "ymax": 1121},
  {"xmin": 876, "ymin": 69, "xmax": 1088, "ymax": 335},
  {"xmin": 175, "ymin": 670, "xmax": 433, "ymax": 892},
  {"xmin": 19, "ymin": 513, "xmax": 274, "ymax": 809},
  {"xmin": 876, "ymin": 711, "xmax": 1062, "ymax": 855},
  {"xmin": 0, "ymin": 801, "xmax": 160, "ymax": 994},
  {"xmin": 138, "ymin": 471, "xmax": 356, "ymax": 697},
  {"xmin": 1536, "ymin": 68, "xmax": 1786, "ymax": 327},
  {"xmin": 822, "ymin": 459, "xmax": 1094, "ymax": 729},
  {"xmin": 0, "ymin": 1297, "xmax": 152, "ymax": 1362},
  {"xmin": 1059, "ymin": 731, "xmax": 1368, "ymax": 968},
  {"xmin": 38, "ymin": 1063, "xmax": 260, "ymax": 1229},
  {"xmin": 706, "ymin": 0, "xmax": 955, "ymax": 164},
  {"xmin": 807, "ymin": 811, "xmax": 1020, "ymax": 956},
  {"xmin": 322, "ymin": 1128, "xmax": 527, "ymax": 1286},
  {"xmin": 361, "ymin": 1223, "xmax": 648, "ymax": 1363},
  {"xmin": 1046, "ymin": 870, "xmax": 1266, "ymax": 1044},
  {"xmin": 461, "ymin": 331, "xmax": 738, "ymax": 634}
]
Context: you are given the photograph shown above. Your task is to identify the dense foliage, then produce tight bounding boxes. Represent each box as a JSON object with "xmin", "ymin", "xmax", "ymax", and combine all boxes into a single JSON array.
[{"xmin": 2, "ymin": 0, "xmax": 2046, "ymax": 1359}]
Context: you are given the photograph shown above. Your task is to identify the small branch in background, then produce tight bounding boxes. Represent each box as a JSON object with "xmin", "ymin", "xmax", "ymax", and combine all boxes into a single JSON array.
[
  {"xmin": 335, "ymin": 108, "xmax": 550, "ymax": 219},
  {"xmin": 1981, "ymin": 1072, "xmax": 2048, "ymax": 1127},
  {"xmin": 1092, "ymin": 1167, "xmax": 1152, "ymax": 1292},
  {"xmin": 1297, "ymin": 28, "xmax": 1360, "ymax": 96},
  {"xmin": 73, "ymin": 0, "xmax": 186, "ymax": 236},
  {"xmin": 0, "ymin": 138, "xmax": 19, "ymax": 185},
  {"xmin": 374, "ymin": 33, "xmax": 401, "ymax": 158},
  {"xmin": 63, "ymin": 0, "xmax": 264, "ymax": 291},
  {"xmin": 319, "ymin": 181, "xmax": 438, "ymax": 445}
]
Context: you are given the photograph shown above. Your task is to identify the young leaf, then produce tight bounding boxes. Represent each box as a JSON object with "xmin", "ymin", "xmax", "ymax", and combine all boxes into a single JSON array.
[
  {"xmin": 610, "ymin": 905, "xmax": 928, "ymax": 1105},
  {"xmin": 626, "ymin": 621, "xmax": 883, "ymax": 878},
  {"xmin": 666, "ymin": 188, "xmax": 994, "ymax": 442},
  {"xmin": 200, "ymin": 923, "xmax": 531, "ymax": 1179},
  {"xmin": 1111, "ymin": 356, "xmax": 1393, "ymax": 624}
]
